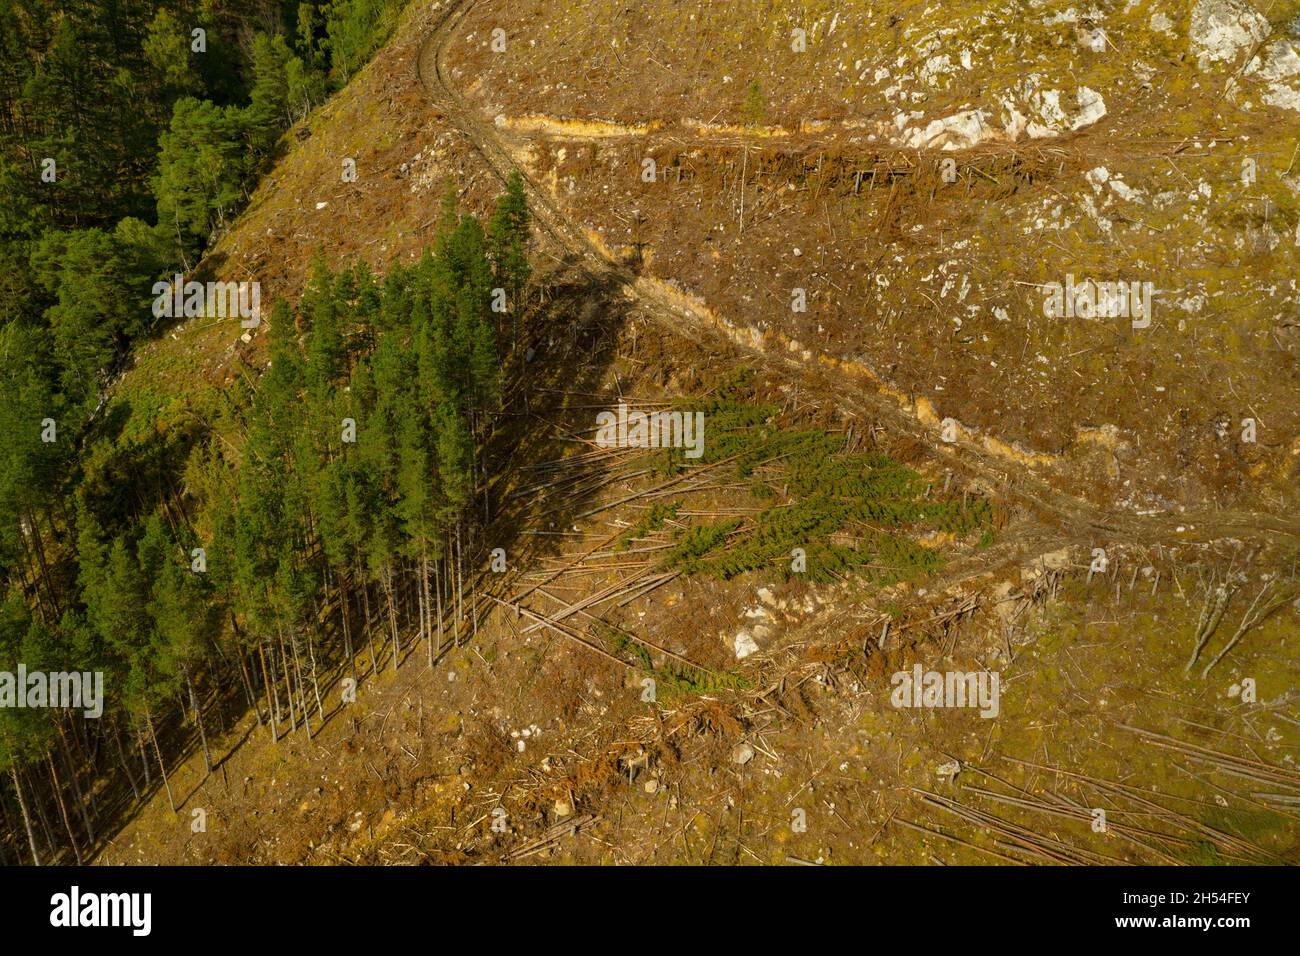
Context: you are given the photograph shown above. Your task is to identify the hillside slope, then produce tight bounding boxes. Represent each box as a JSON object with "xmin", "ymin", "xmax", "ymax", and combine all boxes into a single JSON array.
[
  {"xmin": 88, "ymin": 0, "xmax": 1300, "ymax": 868},
  {"xmin": 446, "ymin": 0, "xmax": 1300, "ymax": 516}
]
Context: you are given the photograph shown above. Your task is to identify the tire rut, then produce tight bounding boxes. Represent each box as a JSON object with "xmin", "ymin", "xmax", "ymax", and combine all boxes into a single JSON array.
[{"xmin": 415, "ymin": 0, "xmax": 1298, "ymax": 553}]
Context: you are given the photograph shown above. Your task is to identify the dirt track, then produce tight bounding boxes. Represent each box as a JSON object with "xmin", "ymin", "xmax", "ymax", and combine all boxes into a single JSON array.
[{"xmin": 416, "ymin": 0, "xmax": 1299, "ymax": 553}]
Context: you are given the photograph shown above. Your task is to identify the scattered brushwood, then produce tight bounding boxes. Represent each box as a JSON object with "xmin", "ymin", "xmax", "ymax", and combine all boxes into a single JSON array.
[
  {"xmin": 918, "ymin": 752, "xmax": 1291, "ymax": 866},
  {"xmin": 596, "ymin": 622, "xmax": 750, "ymax": 699},
  {"xmin": 1199, "ymin": 579, "xmax": 1296, "ymax": 679},
  {"xmin": 504, "ymin": 814, "xmax": 599, "ymax": 862},
  {"xmin": 1183, "ymin": 551, "xmax": 1296, "ymax": 678},
  {"xmin": 1005, "ymin": 753, "xmax": 1289, "ymax": 866},
  {"xmin": 1186, "ymin": 574, "xmax": 1238, "ymax": 673},
  {"xmin": 595, "ymin": 140, "xmax": 1068, "ymax": 211},
  {"xmin": 1120, "ymin": 725, "xmax": 1300, "ymax": 799},
  {"xmin": 614, "ymin": 502, "xmax": 680, "ymax": 551},
  {"xmin": 913, "ymin": 789, "xmax": 1118, "ymax": 866}
]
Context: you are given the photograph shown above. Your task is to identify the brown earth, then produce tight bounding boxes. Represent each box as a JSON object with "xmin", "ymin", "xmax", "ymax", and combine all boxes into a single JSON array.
[{"xmin": 95, "ymin": 0, "xmax": 1300, "ymax": 866}]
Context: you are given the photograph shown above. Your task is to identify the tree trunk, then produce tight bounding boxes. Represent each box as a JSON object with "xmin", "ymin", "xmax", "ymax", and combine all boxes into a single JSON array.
[
  {"xmin": 276, "ymin": 629, "xmax": 297, "ymax": 735},
  {"xmin": 0, "ymin": 786, "xmax": 14, "ymax": 865},
  {"xmin": 23, "ymin": 507, "xmax": 58, "ymax": 623},
  {"xmin": 185, "ymin": 670, "xmax": 213, "ymax": 776},
  {"xmin": 113, "ymin": 719, "xmax": 140, "ymax": 801},
  {"xmin": 57, "ymin": 724, "xmax": 94, "ymax": 844},
  {"xmin": 305, "ymin": 626, "xmax": 324, "ymax": 722},
  {"xmin": 16, "ymin": 521, "xmax": 39, "ymax": 608},
  {"xmin": 27, "ymin": 764, "xmax": 57, "ymax": 854},
  {"xmin": 46, "ymin": 752, "xmax": 83, "ymax": 864},
  {"xmin": 230, "ymin": 615, "xmax": 261, "ymax": 726},
  {"xmin": 339, "ymin": 570, "xmax": 358, "ymax": 685},
  {"xmin": 455, "ymin": 524, "xmax": 464, "ymax": 633},
  {"xmin": 145, "ymin": 707, "xmax": 176, "ymax": 813},
  {"xmin": 137, "ymin": 724, "xmax": 151, "ymax": 788},
  {"xmin": 383, "ymin": 564, "xmax": 399, "ymax": 671},
  {"xmin": 236, "ymin": 645, "xmax": 259, "ymax": 722},
  {"xmin": 359, "ymin": 565, "xmax": 378, "ymax": 676},
  {"xmin": 472, "ymin": 569, "xmax": 479, "ymax": 640},
  {"xmin": 435, "ymin": 557, "xmax": 444, "ymax": 655},
  {"xmin": 288, "ymin": 629, "xmax": 312, "ymax": 739},
  {"xmin": 259, "ymin": 639, "xmax": 279, "ymax": 743},
  {"xmin": 8, "ymin": 764, "xmax": 40, "ymax": 866},
  {"xmin": 423, "ymin": 554, "xmax": 433, "ymax": 668}
]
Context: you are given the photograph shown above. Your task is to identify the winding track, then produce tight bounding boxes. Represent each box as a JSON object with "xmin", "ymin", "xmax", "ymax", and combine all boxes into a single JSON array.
[{"xmin": 415, "ymin": 0, "xmax": 1299, "ymax": 552}]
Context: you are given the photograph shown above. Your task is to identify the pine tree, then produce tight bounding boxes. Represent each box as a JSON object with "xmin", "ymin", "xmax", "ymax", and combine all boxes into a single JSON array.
[
  {"xmin": 147, "ymin": 520, "xmax": 218, "ymax": 775},
  {"xmin": 487, "ymin": 170, "xmax": 532, "ymax": 328}
]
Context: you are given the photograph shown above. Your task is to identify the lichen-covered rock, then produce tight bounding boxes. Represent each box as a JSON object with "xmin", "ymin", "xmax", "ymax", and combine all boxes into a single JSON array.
[{"xmin": 1190, "ymin": 0, "xmax": 1269, "ymax": 66}]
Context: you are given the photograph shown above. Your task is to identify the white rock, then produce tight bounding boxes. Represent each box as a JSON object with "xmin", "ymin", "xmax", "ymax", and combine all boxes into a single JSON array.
[
  {"xmin": 1071, "ymin": 87, "xmax": 1108, "ymax": 129},
  {"xmin": 1002, "ymin": 103, "xmax": 1029, "ymax": 140},
  {"xmin": 733, "ymin": 629, "xmax": 760, "ymax": 659},
  {"xmin": 1078, "ymin": 27, "xmax": 1107, "ymax": 52},
  {"xmin": 1109, "ymin": 179, "xmax": 1144, "ymax": 203},
  {"xmin": 1190, "ymin": 0, "xmax": 1270, "ymax": 67},
  {"xmin": 1249, "ymin": 40, "xmax": 1300, "ymax": 112},
  {"xmin": 1027, "ymin": 88, "xmax": 1068, "ymax": 137},
  {"xmin": 902, "ymin": 109, "xmax": 1001, "ymax": 150}
]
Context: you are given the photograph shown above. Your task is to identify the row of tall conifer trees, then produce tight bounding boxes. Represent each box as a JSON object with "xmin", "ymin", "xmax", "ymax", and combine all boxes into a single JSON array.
[
  {"xmin": 2, "ymin": 0, "xmax": 406, "ymax": 428},
  {"xmin": 0, "ymin": 174, "xmax": 532, "ymax": 864}
]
